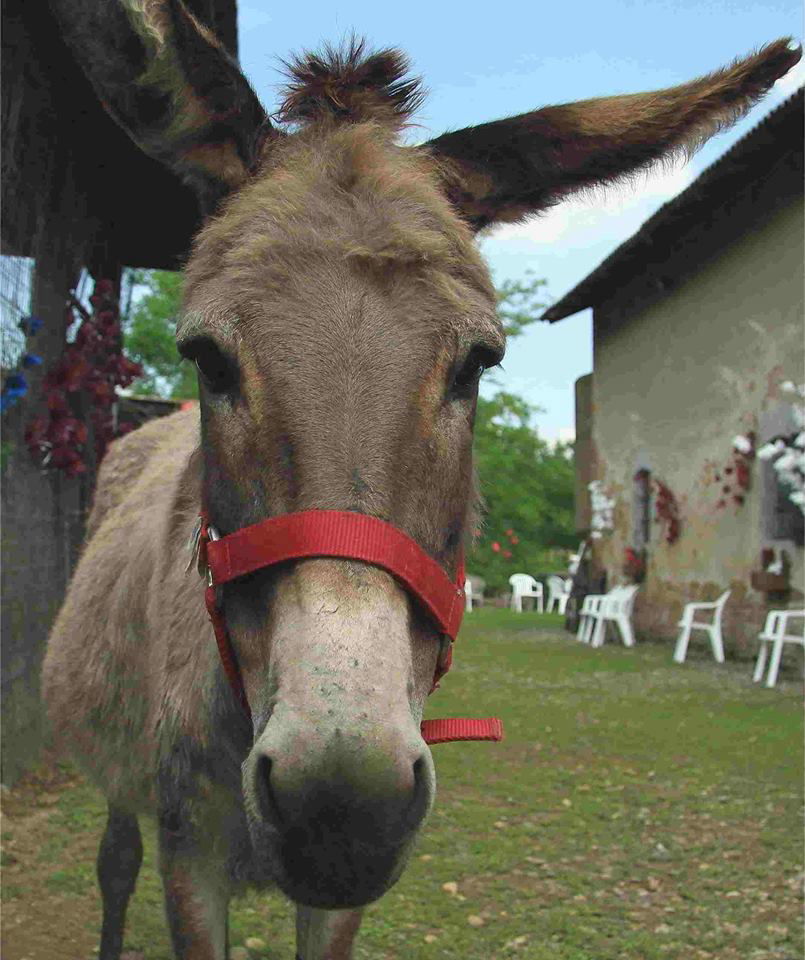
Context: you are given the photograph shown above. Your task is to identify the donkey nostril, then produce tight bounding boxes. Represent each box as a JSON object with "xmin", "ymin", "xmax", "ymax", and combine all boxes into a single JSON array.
[
  {"xmin": 254, "ymin": 754, "xmax": 281, "ymax": 825},
  {"xmin": 412, "ymin": 755, "xmax": 426, "ymax": 785},
  {"xmin": 409, "ymin": 754, "xmax": 430, "ymax": 820}
]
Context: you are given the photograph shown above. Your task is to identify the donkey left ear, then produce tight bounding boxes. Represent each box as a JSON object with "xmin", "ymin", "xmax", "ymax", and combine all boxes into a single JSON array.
[
  {"xmin": 50, "ymin": 0, "xmax": 278, "ymax": 211},
  {"xmin": 424, "ymin": 40, "xmax": 801, "ymax": 230}
]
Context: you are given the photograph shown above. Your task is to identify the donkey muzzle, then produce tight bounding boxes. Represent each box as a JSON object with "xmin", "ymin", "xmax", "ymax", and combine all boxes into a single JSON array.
[{"xmin": 245, "ymin": 714, "xmax": 433, "ymax": 907}]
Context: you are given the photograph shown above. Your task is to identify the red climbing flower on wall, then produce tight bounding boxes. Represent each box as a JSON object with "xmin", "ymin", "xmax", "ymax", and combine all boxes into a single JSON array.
[
  {"xmin": 712, "ymin": 432, "xmax": 756, "ymax": 511},
  {"xmin": 653, "ymin": 480, "xmax": 681, "ymax": 545},
  {"xmin": 623, "ymin": 546, "xmax": 646, "ymax": 583}
]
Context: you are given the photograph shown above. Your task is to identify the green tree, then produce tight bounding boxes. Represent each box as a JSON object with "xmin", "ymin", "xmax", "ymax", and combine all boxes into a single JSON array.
[
  {"xmin": 470, "ymin": 390, "xmax": 576, "ymax": 594},
  {"xmin": 496, "ymin": 270, "xmax": 549, "ymax": 338},
  {"xmin": 466, "ymin": 271, "xmax": 576, "ymax": 593},
  {"xmin": 122, "ymin": 269, "xmax": 196, "ymax": 399}
]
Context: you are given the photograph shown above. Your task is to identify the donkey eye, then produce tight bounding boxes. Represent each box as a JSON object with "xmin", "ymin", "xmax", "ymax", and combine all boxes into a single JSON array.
[
  {"xmin": 450, "ymin": 346, "xmax": 501, "ymax": 395},
  {"xmin": 179, "ymin": 337, "xmax": 239, "ymax": 394}
]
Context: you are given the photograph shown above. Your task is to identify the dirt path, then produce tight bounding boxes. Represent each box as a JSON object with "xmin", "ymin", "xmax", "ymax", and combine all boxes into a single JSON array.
[{"xmin": 2, "ymin": 756, "xmax": 110, "ymax": 960}]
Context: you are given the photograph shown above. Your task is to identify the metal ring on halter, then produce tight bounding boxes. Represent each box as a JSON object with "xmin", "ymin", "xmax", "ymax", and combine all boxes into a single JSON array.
[{"xmin": 206, "ymin": 525, "xmax": 220, "ymax": 587}]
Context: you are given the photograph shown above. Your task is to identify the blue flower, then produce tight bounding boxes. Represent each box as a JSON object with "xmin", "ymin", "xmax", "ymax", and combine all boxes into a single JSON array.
[
  {"xmin": 5, "ymin": 373, "xmax": 28, "ymax": 391},
  {"xmin": 21, "ymin": 353, "xmax": 43, "ymax": 368},
  {"xmin": 1, "ymin": 373, "xmax": 28, "ymax": 412}
]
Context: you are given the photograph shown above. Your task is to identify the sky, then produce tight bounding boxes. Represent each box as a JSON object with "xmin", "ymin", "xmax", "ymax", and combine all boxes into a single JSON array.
[{"xmin": 236, "ymin": 1, "xmax": 803, "ymax": 443}]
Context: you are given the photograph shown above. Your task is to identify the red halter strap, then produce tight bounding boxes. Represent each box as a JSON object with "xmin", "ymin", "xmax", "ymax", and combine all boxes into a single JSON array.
[{"xmin": 198, "ymin": 510, "xmax": 502, "ymax": 746}]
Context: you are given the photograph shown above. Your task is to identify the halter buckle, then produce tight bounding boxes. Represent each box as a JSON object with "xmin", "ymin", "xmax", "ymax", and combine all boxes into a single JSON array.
[{"xmin": 205, "ymin": 523, "xmax": 220, "ymax": 586}]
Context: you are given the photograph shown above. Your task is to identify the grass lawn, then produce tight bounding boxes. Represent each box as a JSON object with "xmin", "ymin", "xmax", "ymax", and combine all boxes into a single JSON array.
[{"xmin": 2, "ymin": 609, "xmax": 802, "ymax": 960}]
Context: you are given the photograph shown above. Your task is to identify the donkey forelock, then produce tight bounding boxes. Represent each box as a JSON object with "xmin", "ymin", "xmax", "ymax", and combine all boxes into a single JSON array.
[{"xmin": 277, "ymin": 37, "xmax": 426, "ymax": 129}]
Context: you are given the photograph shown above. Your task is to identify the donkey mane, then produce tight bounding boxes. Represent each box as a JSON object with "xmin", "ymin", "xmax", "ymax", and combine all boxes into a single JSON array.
[{"xmin": 277, "ymin": 38, "xmax": 425, "ymax": 128}]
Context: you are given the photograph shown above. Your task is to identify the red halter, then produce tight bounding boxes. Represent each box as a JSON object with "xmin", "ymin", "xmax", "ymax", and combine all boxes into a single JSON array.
[{"xmin": 197, "ymin": 510, "xmax": 502, "ymax": 746}]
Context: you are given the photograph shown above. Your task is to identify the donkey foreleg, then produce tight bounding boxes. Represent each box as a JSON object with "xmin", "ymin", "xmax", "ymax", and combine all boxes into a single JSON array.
[
  {"xmin": 295, "ymin": 905, "xmax": 364, "ymax": 960},
  {"xmin": 97, "ymin": 806, "xmax": 143, "ymax": 960},
  {"xmin": 158, "ymin": 820, "xmax": 232, "ymax": 960}
]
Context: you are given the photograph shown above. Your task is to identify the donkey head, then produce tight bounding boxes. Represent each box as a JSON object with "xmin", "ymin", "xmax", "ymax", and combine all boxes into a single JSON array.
[{"xmin": 55, "ymin": 0, "xmax": 799, "ymax": 909}]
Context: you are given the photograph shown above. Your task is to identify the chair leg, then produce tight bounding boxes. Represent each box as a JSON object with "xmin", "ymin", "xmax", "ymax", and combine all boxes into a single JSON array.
[
  {"xmin": 709, "ymin": 626, "xmax": 725, "ymax": 664},
  {"xmin": 618, "ymin": 616, "xmax": 635, "ymax": 648},
  {"xmin": 591, "ymin": 617, "xmax": 605, "ymax": 648},
  {"xmin": 673, "ymin": 624, "xmax": 691, "ymax": 663},
  {"xmin": 766, "ymin": 638, "xmax": 785, "ymax": 688},
  {"xmin": 577, "ymin": 615, "xmax": 587, "ymax": 643},
  {"xmin": 752, "ymin": 641, "xmax": 768, "ymax": 683}
]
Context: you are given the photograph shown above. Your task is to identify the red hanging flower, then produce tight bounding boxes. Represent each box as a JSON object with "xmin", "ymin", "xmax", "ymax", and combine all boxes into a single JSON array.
[
  {"xmin": 24, "ymin": 416, "xmax": 48, "ymax": 450},
  {"xmin": 26, "ymin": 279, "xmax": 143, "ymax": 476}
]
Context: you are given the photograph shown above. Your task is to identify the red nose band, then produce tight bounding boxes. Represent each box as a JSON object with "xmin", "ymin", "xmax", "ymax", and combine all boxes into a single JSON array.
[{"xmin": 197, "ymin": 510, "xmax": 503, "ymax": 746}]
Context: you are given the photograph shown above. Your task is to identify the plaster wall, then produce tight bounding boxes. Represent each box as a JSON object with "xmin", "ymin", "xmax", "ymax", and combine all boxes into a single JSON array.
[
  {"xmin": 590, "ymin": 197, "xmax": 804, "ymax": 654},
  {"xmin": 574, "ymin": 374, "xmax": 595, "ymax": 533}
]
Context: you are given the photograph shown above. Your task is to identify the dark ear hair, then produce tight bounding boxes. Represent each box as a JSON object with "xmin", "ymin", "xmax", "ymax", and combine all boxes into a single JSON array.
[
  {"xmin": 50, "ymin": 0, "xmax": 277, "ymax": 210},
  {"xmin": 424, "ymin": 40, "xmax": 801, "ymax": 230}
]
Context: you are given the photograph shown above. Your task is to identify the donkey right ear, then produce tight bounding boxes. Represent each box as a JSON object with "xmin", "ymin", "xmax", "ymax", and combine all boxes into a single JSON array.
[
  {"xmin": 425, "ymin": 40, "xmax": 801, "ymax": 230},
  {"xmin": 50, "ymin": 0, "xmax": 279, "ymax": 211}
]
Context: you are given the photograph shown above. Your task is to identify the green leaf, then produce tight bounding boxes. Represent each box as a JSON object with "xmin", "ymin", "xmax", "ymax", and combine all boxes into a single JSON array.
[{"xmin": 122, "ymin": 269, "xmax": 197, "ymax": 399}]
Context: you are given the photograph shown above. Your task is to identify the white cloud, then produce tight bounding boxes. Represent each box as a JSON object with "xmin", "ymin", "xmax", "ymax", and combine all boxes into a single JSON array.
[{"xmin": 481, "ymin": 157, "xmax": 695, "ymax": 260}]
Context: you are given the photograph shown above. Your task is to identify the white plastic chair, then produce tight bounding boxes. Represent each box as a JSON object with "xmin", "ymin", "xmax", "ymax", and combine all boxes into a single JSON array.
[
  {"xmin": 464, "ymin": 575, "xmax": 485, "ymax": 613},
  {"xmin": 509, "ymin": 574, "xmax": 544, "ymax": 613},
  {"xmin": 568, "ymin": 541, "xmax": 586, "ymax": 576},
  {"xmin": 464, "ymin": 578, "xmax": 474, "ymax": 613},
  {"xmin": 753, "ymin": 609, "xmax": 805, "ymax": 688},
  {"xmin": 577, "ymin": 591, "xmax": 608, "ymax": 644},
  {"xmin": 673, "ymin": 590, "xmax": 731, "ymax": 664},
  {"xmin": 546, "ymin": 575, "xmax": 571, "ymax": 614},
  {"xmin": 578, "ymin": 585, "xmax": 639, "ymax": 647}
]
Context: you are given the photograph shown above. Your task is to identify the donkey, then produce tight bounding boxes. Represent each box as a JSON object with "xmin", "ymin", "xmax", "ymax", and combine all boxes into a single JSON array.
[{"xmin": 42, "ymin": 3, "xmax": 799, "ymax": 956}]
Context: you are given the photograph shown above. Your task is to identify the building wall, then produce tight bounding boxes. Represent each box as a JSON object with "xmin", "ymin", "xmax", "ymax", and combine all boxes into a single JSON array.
[
  {"xmin": 590, "ymin": 196, "xmax": 804, "ymax": 654},
  {"xmin": 573, "ymin": 374, "xmax": 595, "ymax": 533}
]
